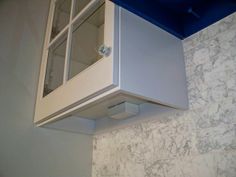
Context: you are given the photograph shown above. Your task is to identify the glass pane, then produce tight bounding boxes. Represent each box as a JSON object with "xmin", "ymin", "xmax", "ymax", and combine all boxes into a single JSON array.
[
  {"xmin": 51, "ymin": 0, "xmax": 71, "ymax": 40},
  {"xmin": 68, "ymin": 4, "xmax": 105, "ymax": 80},
  {"xmin": 44, "ymin": 33, "xmax": 67, "ymax": 97},
  {"xmin": 73, "ymin": 0, "xmax": 91, "ymax": 17}
]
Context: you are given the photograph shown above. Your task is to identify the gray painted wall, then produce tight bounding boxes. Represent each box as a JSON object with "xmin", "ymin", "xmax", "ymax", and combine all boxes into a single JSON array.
[{"xmin": 0, "ymin": 0, "xmax": 92, "ymax": 177}]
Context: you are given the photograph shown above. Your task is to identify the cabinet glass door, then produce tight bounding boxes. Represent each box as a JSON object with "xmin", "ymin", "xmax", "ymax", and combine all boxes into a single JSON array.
[
  {"xmin": 44, "ymin": 33, "xmax": 68, "ymax": 96},
  {"xmin": 43, "ymin": 0, "xmax": 72, "ymax": 97},
  {"xmin": 73, "ymin": 0, "xmax": 91, "ymax": 17},
  {"xmin": 51, "ymin": 0, "xmax": 71, "ymax": 40},
  {"xmin": 68, "ymin": 4, "xmax": 105, "ymax": 79},
  {"xmin": 36, "ymin": 0, "xmax": 116, "ymax": 122},
  {"xmin": 43, "ymin": 0, "xmax": 106, "ymax": 97}
]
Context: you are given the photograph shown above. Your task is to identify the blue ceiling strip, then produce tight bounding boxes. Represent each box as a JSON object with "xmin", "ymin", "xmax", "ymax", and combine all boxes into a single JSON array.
[
  {"xmin": 111, "ymin": 0, "xmax": 236, "ymax": 39},
  {"xmin": 111, "ymin": 0, "xmax": 185, "ymax": 39},
  {"xmin": 183, "ymin": 1, "xmax": 236, "ymax": 37}
]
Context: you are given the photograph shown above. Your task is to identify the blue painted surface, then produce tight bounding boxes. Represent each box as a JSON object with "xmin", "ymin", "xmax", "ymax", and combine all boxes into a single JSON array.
[{"xmin": 111, "ymin": 0, "xmax": 236, "ymax": 39}]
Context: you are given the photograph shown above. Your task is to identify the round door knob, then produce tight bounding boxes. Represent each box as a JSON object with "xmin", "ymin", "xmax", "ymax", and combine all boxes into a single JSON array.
[{"xmin": 98, "ymin": 44, "xmax": 111, "ymax": 57}]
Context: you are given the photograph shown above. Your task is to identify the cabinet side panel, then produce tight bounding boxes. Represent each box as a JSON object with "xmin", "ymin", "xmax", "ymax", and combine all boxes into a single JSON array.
[{"xmin": 119, "ymin": 8, "xmax": 188, "ymax": 109}]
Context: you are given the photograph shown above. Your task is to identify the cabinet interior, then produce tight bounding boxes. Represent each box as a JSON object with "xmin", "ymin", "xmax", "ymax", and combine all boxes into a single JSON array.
[{"xmin": 69, "ymin": 4, "xmax": 105, "ymax": 79}]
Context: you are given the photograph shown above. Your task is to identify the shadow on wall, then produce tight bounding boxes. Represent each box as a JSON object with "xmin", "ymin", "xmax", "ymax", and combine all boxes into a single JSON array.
[{"xmin": 0, "ymin": 0, "xmax": 93, "ymax": 177}]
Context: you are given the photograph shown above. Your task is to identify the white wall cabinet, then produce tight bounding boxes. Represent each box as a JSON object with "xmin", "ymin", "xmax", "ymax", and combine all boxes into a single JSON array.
[{"xmin": 35, "ymin": 0, "xmax": 188, "ymax": 134}]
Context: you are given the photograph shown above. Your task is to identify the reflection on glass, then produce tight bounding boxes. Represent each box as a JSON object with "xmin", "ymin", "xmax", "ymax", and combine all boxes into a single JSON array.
[
  {"xmin": 68, "ymin": 4, "xmax": 105, "ymax": 79},
  {"xmin": 44, "ymin": 34, "xmax": 67, "ymax": 97},
  {"xmin": 51, "ymin": 0, "xmax": 71, "ymax": 40},
  {"xmin": 73, "ymin": 0, "xmax": 91, "ymax": 17}
]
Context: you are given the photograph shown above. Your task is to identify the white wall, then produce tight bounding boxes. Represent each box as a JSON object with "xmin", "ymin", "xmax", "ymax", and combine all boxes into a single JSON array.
[{"xmin": 0, "ymin": 0, "xmax": 92, "ymax": 177}]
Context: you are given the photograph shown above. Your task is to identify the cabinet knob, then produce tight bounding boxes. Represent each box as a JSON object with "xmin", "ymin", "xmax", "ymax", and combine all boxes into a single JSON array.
[{"xmin": 98, "ymin": 44, "xmax": 111, "ymax": 57}]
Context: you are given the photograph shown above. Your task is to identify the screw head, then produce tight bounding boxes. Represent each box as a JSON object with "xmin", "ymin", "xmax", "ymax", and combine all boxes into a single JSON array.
[{"xmin": 98, "ymin": 44, "xmax": 111, "ymax": 57}]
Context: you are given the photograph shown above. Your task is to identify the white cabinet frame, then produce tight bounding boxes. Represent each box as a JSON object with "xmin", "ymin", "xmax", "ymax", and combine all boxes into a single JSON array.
[{"xmin": 35, "ymin": 0, "xmax": 119, "ymax": 123}]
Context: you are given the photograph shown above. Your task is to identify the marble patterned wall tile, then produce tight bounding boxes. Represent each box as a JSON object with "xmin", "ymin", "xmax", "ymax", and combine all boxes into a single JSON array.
[
  {"xmin": 191, "ymin": 98, "xmax": 236, "ymax": 154},
  {"xmin": 185, "ymin": 26, "xmax": 236, "ymax": 110},
  {"xmin": 177, "ymin": 154, "xmax": 216, "ymax": 177},
  {"xmin": 93, "ymin": 150, "xmax": 235, "ymax": 177},
  {"xmin": 92, "ymin": 12, "xmax": 236, "ymax": 177},
  {"xmin": 172, "ymin": 151, "xmax": 236, "ymax": 177},
  {"xmin": 214, "ymin": 151, "xmax": 236, "ymax": 177},
  {"xmin": 183, "ymin": 13, "xmax": 236, "ymax": 52},
  {"xmin": 92, "ymin": 112, "xmax": 198, "ymax": 177}
]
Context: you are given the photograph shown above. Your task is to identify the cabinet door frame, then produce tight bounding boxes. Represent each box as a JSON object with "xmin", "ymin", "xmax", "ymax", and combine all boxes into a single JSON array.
[{"xmin": 35, "ymin": 0, "xmax": 119, "ymax": 123}]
